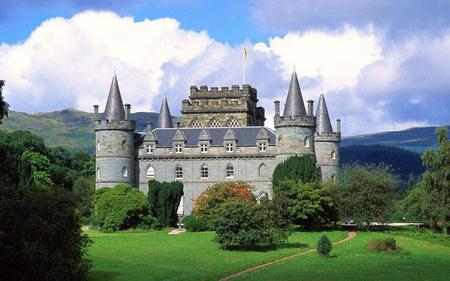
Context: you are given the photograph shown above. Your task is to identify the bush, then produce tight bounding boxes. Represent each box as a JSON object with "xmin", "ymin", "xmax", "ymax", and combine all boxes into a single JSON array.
[
  {"xmin": 183, "ymin": 215, "xmax": 210, "ymax": 232},
  {"xmin": 80, "ymin": 215, "xmax": 102, "ymax": 229},
  {"xmin": 272, "ymin": 155, "xmax": 320, "ymax": 190},
  {"xmin": 367, "ymin": 237, "xmax": 397, "ymax": 252},
  {"xmin": 147, "ymin": 180, "xmax": 184, "ymax": 228},
  {"xmin": 194, "ymin": 181, "xmax": 256, "ymax": 228},
  {"xmin": 0, "ymin": 185, "xmax": 91, "ymax": 281},
  {"xmin": 93, "ymin": 184, "xmax": 158, "ymax": 232},
  {"xmin": 215, "ymin": 201, "xmax": 290, "ymax": 249},
  {"xmin": 316, "ymin": 233, "xmax": 332, "ymax": 256}
]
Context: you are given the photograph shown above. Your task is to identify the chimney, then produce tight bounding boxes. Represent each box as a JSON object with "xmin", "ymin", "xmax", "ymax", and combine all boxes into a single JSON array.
[
  {"xmin": 307, "ymin": 100, "xmax": 314, "ymax": 116},
  {"xmin": 124, "ymin": 104, "xmax": 131, "ymax": 120},
  {"xmin": 93, "ymin": 105, "xmax": 99, "ymax": 117},
  {"xmin": 274, "ymin": 100, "xmax": 280, "ymax": 117},
  {"xmin": 336, "ymin": 119, "xmax": 341, "ymax": 133}
]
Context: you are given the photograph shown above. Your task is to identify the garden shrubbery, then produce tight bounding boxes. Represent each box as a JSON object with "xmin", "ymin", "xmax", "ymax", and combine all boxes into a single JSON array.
[
  {"xmin": 148, "ymin": 180, "xmax": 184, "ymax": 228},
  {"xmin": 182, "ymin": 215, "xmax": 210, "ymax": 232},
  {"xmin": 367, "ymin": 237, "xmax": 397, "ymax": 252}
]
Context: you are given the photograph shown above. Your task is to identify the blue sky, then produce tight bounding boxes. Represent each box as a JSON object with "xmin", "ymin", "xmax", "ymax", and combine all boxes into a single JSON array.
[{"xmin": 0, "ymin": 0, "xmax": 449, "ymax": 135}]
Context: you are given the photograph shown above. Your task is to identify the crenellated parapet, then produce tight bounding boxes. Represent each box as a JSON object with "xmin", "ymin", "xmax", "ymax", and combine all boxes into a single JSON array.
[
  {"xmin": 274, "ymin": 115, "xmax": 315, "ymax": 128},
  {"xmin": 94, "ymin": 119, "xmax": 136, "ymax": 131},
  {"xmin": 189, "ymin": 84, "xmax": 257, "ymax": 100},
  {"xmin": 315, "ymin": 132, "xmax": 341, "ymax": 142}
]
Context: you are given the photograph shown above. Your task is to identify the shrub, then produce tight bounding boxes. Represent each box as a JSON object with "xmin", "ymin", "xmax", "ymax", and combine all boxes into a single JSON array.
[
  {"xmin": 93, "ymin": 184, "xmax": 158, "ymax": 232},
  {"xmin": 147, "ymin": 180, "xmax": 184, "ymax": 227},
  {"xmin": 183, "ymin": 215, "xmax": 210, "ymax": 232},
  {"xmin": 0, "ymin": 185, "xmax": 91, "ymax": 281},
  {"xmin": 367, "ymin": 237, "xmax": 397, "ymax": 252},
  {"xmin": 194, "ymin": 181, "xmax": 256, "ymax": 228},
  {"xmin": 272, "ymin": 155, "xmax": 320, "ymax": 190},
  {"xmin": 215, "ymin": 201, "xmax": 290, "ymax": 249},
  {"xmin": 316, "ymin": 233, "xmax": 332, "ymax": 256}
]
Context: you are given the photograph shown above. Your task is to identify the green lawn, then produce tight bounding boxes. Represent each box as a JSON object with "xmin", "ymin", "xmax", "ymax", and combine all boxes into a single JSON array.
[
  {"xmin": 87, "ymin": 230, "xmax": 347, "ymax": 281},
  {"xmin": 235, "ymin": 231, "xmax": 450, "ymax": 281}
]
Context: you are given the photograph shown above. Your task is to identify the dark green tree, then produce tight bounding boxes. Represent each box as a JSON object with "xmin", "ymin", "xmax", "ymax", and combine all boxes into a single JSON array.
[
  {"xmin": 403, "ymin": 181, "xmax": 441, "ymax": 229},
  {"xmin": 316, "ymin": 233, "xmax": 332, "ymax": 256},
  {"xmin": 272, "ymin": 155, "xmax": 320, "ymax": 191},
  {"xmin": 333, "ymin": 164, "xmax": 399, "ymax": 228},
  {"xmin": 0, "ymin": 80, "xmax": 9, "ymax": 124},
  {"xmin": 147, "ymin": 180, "xmax": 184, "ymax": 227}
]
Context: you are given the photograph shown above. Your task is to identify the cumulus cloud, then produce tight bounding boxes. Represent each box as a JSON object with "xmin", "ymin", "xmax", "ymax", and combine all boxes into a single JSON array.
[{"xmin": 0, "ymin": 11, "xmax": 448, "ymax": 136}]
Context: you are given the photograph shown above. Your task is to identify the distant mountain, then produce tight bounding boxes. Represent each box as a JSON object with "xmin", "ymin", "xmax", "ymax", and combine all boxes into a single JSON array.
[
  {"xmin": 342, "ymin": 126, "xmax": 450, "ymax": 154},
  {"xmin": 1, "ymin": 109, "xmax": 161, "ymax": 153}
]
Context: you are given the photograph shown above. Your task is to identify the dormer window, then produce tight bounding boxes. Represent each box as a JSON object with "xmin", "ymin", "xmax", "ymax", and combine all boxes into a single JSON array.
[
  {"xmin": 200, "ymin": 144, "xmax": 208, "ymax": 153},
  {"xmin": 226, "ymin": 143, "xmax": 234, "ymax": 153},
  {"xmin": 175, "ymin": 144, "xmax": 183, "ymax": 153},
  {"xmin": 147, "ymin": 144, "xmax": 154, "ymax": 154},
  {"xmin": 258, "ymin": 142, "xmax": 266, "ymax": 152}
]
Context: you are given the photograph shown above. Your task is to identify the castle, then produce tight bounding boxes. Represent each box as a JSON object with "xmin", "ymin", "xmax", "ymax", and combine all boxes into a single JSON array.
[{"xmin": 94, "ymin": 71, "xmax": 341, "ymax": 214}]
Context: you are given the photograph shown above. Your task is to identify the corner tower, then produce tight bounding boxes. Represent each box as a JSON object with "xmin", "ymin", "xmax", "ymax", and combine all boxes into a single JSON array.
[
  {"xmin": 314, "ymin": 93, "xmax": 341, "ymax": 183},
  {"xmin": 274, "ymin": 71, "xmax": 316, "ymax": 161},
  {"xmin": 94, "ymin": 74, "xmax": 136, "ymax": 189}
]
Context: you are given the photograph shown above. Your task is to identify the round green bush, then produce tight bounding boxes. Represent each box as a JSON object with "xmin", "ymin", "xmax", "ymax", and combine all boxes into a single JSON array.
[
  {"xmin": 183, "ymin": 215, "xmax": 210, "ymax": 232},
  {"xmin": 317, "ymin": 233, "xmax": 332, "ymax": 256}
]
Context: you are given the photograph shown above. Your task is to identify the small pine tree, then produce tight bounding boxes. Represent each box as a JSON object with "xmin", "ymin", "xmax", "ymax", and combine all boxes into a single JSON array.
[{"xmin": 316, "ymin": 233, "xmax": 332, "ymax": 256}]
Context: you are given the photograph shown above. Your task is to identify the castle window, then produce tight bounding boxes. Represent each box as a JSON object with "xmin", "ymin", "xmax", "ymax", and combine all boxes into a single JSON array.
[
  {"xmin": 175, "ymin": 144, "xmax": 183, "ymax": 153},
  {"xmin": 190, "ymin": 119, "xmax": 204, "ymax": 128},
  {"xmin": 175, "ymin": 165, "xmax": 183, "ymax": 179},
  {"xmin": 331, "ymin": 151, "xmax": 336, "ymax": 160},
  {"xmin": 208, "ymin": 118, "xmax": 222, "ymax": 128},
  {"xmin": 146, "ymin": 166, "xmax": 155, "ymax": 178},
  {"xmin": 331, "ymin": 174, "xmax": 336, "ymax": 184},
  {"xmin": 147, "ymin": 144, "xmax": 154, "ymax": 154},
  {"xmin": 97, "ymin": 141, "xmax": 101, "ymax": 151},
  {"xmin": 304, "ymin": 137, "xmax": 310, "ymax": 148},
  {"xmin": 226, "ymin": 118, "xmax": 240, "ymax": 127},
  {"xmin": 200, "ymin": 144, "xmax": 208, "ymax": 153},
  {"xmin": 122, "ymin": 140, "xmax": 127, "ymax": 150},
  {"xmin": 97, "ymin": 168, "xmax": 101, "ymax": 180},
  {"xmin": 258, "ymin": 164, "xmax": 267, "ymax": 177},
  {"xmin": 122, "ymin": 167, "xmax": 128, "ymax": 178},
  {"xmin": 226, "ymin": 164, "xmax": 235, "ymax": 179},
  {"xmin": 201, "ymin": 165, "xmax": 209, "ymax": 179},
  {"xmin": 258, "ymin": 142, "xmax": 266, "ymax": 152},
  {"xmin": 226, "ymin": 143, "xmax": 234, "ymax": 153},
  {"xmin": 257, "ymin": 192, "xmax": 268, "ymax": 204}
]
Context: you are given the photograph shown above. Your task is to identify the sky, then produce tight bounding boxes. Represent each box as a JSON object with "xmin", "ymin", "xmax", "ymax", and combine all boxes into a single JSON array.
[{"xmin": 0, "ymin": 0, "xmax": 449, "ymax": 136}]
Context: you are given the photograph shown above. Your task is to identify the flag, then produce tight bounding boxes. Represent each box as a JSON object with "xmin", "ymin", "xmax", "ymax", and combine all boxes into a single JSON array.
[{"xmin": 243, "ymin": 47, "xmax": 248, "ymax": 60}]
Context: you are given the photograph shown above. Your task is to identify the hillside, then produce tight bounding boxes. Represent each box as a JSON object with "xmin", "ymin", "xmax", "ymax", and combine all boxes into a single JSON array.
[{"xmin": 342, "ymin": 126, "xmax": 450, "ymax": 153}]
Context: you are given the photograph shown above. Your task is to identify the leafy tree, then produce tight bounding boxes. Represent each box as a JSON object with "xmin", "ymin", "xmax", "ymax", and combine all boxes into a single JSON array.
[
  {"xmin": 421, "ymin": 127, "xmax": 450, "ymax": 234},
  {"xmin": 272, "ymin": 155, "xmax": 320, "ymax": 190},
  {"xmin": 0, "ymin": 185, "xmax": 91, "ymax": 281},
  {"xmin": 403, "ymin": 182, "xmax": 441, "ymax": 229},
  {"xmin": 0, "ymin": 80, "xmax": 9, "ymax": 124},
  {"xmin": 147, "ymin": 180, "xmax": 184, "ymax": 227},
  {"xmin": 274, "ymin": 180, "xmax": 336, "ymax": 227},
  {"xmin": 193, "ymin": 181, "xmax": 256, "ymax": 228},
  {"xmin": 214, "ymin": 201, "xmax": 290, "ymax": 249},
  {"xmin": 316, "ymin": 233, "xmax": 332, "ymax": 256},
  {"xmin": 19, "ymin": 150, "xmax": 53, "ymax": 189},
  {"xmin": 94, "ymin": 184, "xmax": 159, "ymax": 232},
  {"xmin": 333, "ymin": 164, "xmax": 399, "ymax": 228},
  {"xmin": 73, "ymin": 176, "xmax": 96, "ymax": 217}
]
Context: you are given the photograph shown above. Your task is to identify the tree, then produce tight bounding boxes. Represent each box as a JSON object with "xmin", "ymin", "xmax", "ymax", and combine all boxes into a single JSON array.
[
  {"xmin": 272, "ymin": 155, "xmax": 320, "ymax": 191},
  {"xmin": 316, "ymin": 233, "xmax": 332, "ymax": 256},
  {"xmin": 421, "ymin": 127, "xmax": 450, "ymax": 234},
  {"xmin": 147, "ymin": 180, "xmax": 184, "ymax": 227},
  {"xmin": 73, "ymin": 176, "xmax": 95, "ymax": 217},
  {"xmin": 0, "ymin": 80, "xmax": 9, "ymax": 124},
  {"xmin": 403, "ymin": 181, "xmax": 441, "ymax": 229},
  {"xmin": 333, "ymin": 164, "xmax": 399, "ymax": 228}
]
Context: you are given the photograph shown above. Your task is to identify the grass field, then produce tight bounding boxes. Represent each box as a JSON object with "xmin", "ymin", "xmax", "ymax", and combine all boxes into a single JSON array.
[
  {"xmin": 235, "ymin": 231, "xmax": 450, "ymax": 281},
  {"xmin": 87, "ymin": 230, "xmax": 347, "ymax": 281}
]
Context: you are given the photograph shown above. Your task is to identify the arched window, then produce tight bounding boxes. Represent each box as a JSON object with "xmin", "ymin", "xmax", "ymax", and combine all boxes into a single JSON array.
[
  {"xmin": 226, "ymin": 164, "xmax": 235, "ymax": 178},
  {"xmin": 122, "ymin": 166, "xmax": 128, "ymax": 178},
  {"xmin": 226, "ymin": 118, "xmax": 240, "ymax": 127},
  {"xmin": 190, "ymin": 119, "xmax": 204, "ymax": 128},
  {"xmin": 258, "ymin": 164, "xmax": 267, "ymax": 177},
  {"xmin": 208, "ymin": 118, "xmax": 222, "ymax": 128},
  {"xmin": 121, "ymin": 140, "xmax": 127, "ymax": 150},
  {"xmin": 331, "ymin": 151, "xmax": 336, "ymax": 160},
  {"xmin": 97, "ymin": 141, "xmax": 101, "ymax": 151},
  {"xmin": 146, "ymin": 166, "xmax": 155, "ymax": 178},
  {"xmin": 331, "ymin": 174, "xmax": 336, "ymax": 184},
  {"xmin": 201, "ymin": 165, "xmax": 209, "ymax": 179},
  {"xmin": 304, "ymin": 137, "xmax": 310, "ymax": 147},
  {"xmin": 175, "ymin": 165, "xmax": 183, "ymax": 179},
  {"xmin": 97, "ymin": 168, "xmax": 101, "ymax": 180},
  {"xmin": 257, "ymin": 192, "xmax": 268, "ymax": 204}
]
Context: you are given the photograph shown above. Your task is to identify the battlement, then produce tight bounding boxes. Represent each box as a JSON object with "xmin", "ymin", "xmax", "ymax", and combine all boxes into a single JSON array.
[
  {"xmin": 274, "ymin": 115, "xmax": 315, "ymax": 128},
  {"xmin": 189, "ymin": 84, "xmax": 257, "ymax": 100},
  {"xmin": 94, "ymin": 119, "xmax": 136, "ymax": 131},
  {"xmin": 315, "ymin": 132, "xmax": 341, "ymax": 142}
]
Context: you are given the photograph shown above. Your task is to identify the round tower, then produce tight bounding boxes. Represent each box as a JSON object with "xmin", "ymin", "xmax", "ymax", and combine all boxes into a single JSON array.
[
  {"xmin": 94, "ymin": 74, "xmax": 136, "ymax": 189},
  {"xmin": 314, "ymin": 93, "xmax": 340, "ymax": 183},
  {"xmin": 275, "ymin": 71, "xmax": 315, "ymax": 162}
]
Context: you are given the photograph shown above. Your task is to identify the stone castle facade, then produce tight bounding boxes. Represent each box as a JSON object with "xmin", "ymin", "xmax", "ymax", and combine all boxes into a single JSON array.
[{"xmin": 94, "ymin": 71, "xmax": 341, "ymax": 214}]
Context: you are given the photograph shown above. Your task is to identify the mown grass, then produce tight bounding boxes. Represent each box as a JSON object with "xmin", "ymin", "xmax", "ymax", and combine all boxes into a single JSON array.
[
  {"xmin": 235, "ymin": 231, "xmax": 450, "ymax": 281},
  {"xmin": 87, "ymin": 230, "xmax": 346, "ymax": 281}
]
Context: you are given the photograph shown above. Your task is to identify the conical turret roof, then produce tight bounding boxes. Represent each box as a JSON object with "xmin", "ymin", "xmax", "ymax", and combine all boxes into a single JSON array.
[
  {"xmin": 316, "ymin": 93, "xmax": 333, "ymax": 133},
  {"xmin": 283, "ymin": 71, "xmax": 307, "ymax": 117},
  {"xmin": 103, "ymin": 74, "xmax": 125, "ymax": 120},
  {"xmin": 156, "ymin": 95, "xmax": 173, "ymax": 128}
]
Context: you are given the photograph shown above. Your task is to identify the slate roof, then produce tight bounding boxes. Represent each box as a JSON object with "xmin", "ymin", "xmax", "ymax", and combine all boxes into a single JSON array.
[
  {"xmin": 103, "ymin": 74, "xmax": 125, "ymax": 120},
  {"xmin": 316, "ymin": 94, "xmax": 333, "ymax": 133},
  {"xmin": 145, "ymin": 127, "xmax": 276, "ymax": 148},
  {"xmin": 283, "ymin": 70, "xmax": 307, "ymax": 117},
  {"xmin": 156, "ymin": 95, "xmax": 174, "ymax": 128}
]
